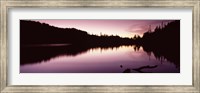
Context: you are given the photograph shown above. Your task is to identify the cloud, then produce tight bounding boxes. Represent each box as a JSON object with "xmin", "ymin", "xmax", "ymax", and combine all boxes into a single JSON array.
[
  {"xmin": 126, "ymin": 20, "xmax": 173, "ymax": 36},
  {"xmin": 126, "ymin": 23, "xmax": 149, "ymax": 36}
]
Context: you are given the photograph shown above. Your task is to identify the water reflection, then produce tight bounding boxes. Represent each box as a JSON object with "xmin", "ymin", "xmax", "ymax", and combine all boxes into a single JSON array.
[{"xmin": 20, "ymin": 44, "xmax": 180, "ymax": 73}]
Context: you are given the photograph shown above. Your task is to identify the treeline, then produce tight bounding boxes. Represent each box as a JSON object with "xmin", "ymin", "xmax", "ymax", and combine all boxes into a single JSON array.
[
  {"xmin": 20, "ymin": 20, "xmax": 134, "ymax": 47},
  {"xmin": 134, "ymin": 20, "xmax": 180, "ymax": 66}
]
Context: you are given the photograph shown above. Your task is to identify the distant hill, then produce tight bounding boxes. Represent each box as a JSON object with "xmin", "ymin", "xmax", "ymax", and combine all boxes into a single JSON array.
[
  {"xmin": 21, "ymin": 20, "xmax": 89, "ymax": 44},
  {"xmin": 20, "ymin": 20, "xmax": 134, "ymax": 46}
]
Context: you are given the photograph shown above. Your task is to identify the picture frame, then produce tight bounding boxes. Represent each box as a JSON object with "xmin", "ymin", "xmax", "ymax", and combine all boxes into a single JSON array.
[{"xmin": 0, "ymin": 0, "xmax": 199, "ymax": 93}]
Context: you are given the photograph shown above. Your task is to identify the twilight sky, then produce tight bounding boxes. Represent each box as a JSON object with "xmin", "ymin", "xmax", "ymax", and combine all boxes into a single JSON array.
[{"xmin": 34, "ymin": 20, "xmax": 173, "ymax": 38}]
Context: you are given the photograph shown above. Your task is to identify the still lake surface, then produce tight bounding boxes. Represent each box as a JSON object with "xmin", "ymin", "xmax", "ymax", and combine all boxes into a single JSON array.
[{"xmin": 20, "ymin": 45, "xmax": 180, "ymax": 73}]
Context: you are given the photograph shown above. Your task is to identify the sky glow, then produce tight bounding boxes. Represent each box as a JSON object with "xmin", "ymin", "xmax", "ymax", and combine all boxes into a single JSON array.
[{"xmin": 34, "ymin": 20, "xmax": 173, "ymax": 38}]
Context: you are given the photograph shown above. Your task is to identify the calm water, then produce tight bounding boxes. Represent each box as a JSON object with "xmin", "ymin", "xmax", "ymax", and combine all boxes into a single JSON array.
[{"xmin": 20, "ymin": 45, "xmax": 180, "ymax": 73}]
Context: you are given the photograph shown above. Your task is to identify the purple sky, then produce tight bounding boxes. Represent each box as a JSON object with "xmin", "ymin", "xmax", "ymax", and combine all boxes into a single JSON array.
[{"xmin": 34, "ymin": 20, "xmax": 173, "ymax": 38}]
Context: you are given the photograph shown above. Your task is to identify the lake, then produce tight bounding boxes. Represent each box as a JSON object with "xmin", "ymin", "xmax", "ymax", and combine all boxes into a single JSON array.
[{"xmin": 20, "ymin": 45, "xmax": 180, "ymax": 73}]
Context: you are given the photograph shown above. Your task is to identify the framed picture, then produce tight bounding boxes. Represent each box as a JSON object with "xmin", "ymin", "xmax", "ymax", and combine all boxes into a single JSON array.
[{"xmin": 0, "ymin": 0, "xmax": 199, "ymax": 93}]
